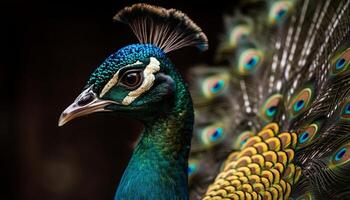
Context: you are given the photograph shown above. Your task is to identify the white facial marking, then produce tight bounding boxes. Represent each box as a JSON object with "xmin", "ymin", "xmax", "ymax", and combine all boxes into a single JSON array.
[
  {"xmin": 99, "ymin": 61, "xmax": 142, "ymax": 98},
  {"xmin": 122, "ymin": 57, "xmax": 161, "ymax": 105}
]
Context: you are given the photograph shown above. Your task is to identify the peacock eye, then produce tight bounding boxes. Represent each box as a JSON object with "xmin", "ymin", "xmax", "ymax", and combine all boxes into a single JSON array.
[
  {"xmin": 331, "ymin": 143, "xmax": 350, "ymax": 167},
  {"xmin": 120, "ymin": 70, "xmax": 143, "ymax": 89},
  {"xmin": 335, "ymin": 148, "xmax": 347, "ymax": 161},
  {"xmin": 238, "ymin": 48, "xmax": 263, "ymax": 75},
  {"xmin": 269, "ymin": 1, "xmax": 293, "ymax": 25},
  {"xmin": 188, "ymin": 159, "xmax": 199, "ymax": 181},
  {"xmin": 331, "ymin": 48, "xmax": 350, "ymax": 75},
  {"xmin": 187, "ymin": 161, "xmax": 197, "ymax": 176},
  {"xmin": 336, "ymin": 58, "xmax": 346, "ymax": 69},
  {"xmin": 202, "ymin": 74, "xmax": 230, "ymax": 99},
  {"xmin": 259, "ymin": 94, "xmax": 283, "ymax": 122},
  {"xmin": 288, "ymin": 87, "xmax": 313, "ymax": 117},
  {"xmin": 199, "ymin": 123, "xmax": 226, "ymax": 148},
  {"xmin": 341, "ymin": 102, "xmax": 350, "ymax": 120},
  {"xmin": 296, "ymin": 123, "xmax": 318, "ymax": 149}
]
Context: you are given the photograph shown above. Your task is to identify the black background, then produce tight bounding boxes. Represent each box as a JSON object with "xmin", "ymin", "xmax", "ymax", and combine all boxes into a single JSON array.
[{"xmin": 2, "ymin": 0, "xmax": 235, "ymax": 199}]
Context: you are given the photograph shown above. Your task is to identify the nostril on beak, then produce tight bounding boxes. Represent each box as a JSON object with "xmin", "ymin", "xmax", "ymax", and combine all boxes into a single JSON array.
[{"xmin": 77, "ymin": 93, "xmax": 95, "ymax": 106}]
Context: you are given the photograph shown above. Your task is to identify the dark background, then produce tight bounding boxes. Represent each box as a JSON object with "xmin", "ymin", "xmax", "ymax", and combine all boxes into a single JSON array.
[{"xmin": 1, "ymin": 1, "xmax": 235, "ymax": 199}]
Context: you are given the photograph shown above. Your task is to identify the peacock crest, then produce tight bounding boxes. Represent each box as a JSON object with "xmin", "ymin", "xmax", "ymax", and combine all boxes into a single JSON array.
[{"xmin": 113, "ymin": 3, "xmax": 208, "ymax": 53}]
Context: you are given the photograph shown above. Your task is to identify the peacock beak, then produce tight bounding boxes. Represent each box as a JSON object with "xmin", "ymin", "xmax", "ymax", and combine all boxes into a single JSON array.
[{"xmin": 58, "ymin": 85, "xmax": 117, "ymax": 127}]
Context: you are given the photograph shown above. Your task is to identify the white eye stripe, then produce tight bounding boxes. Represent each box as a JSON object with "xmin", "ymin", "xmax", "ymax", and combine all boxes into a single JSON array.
[
  {"xmin": 99, "ymin": 71, "xmax": 120, "ymax": 98},
  {"xmin": 99, "ymin": 61, "xmax": 143, "ymax": 98},
  {"xmin": 122, "ymin": 57, "xmax": 161, "ymax": 105}
]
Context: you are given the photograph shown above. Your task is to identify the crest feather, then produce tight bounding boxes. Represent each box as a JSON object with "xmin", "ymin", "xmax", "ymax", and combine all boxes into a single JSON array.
[{"xmin": 114, "ymin": 3, "xmax": 208, "ymax": 53}]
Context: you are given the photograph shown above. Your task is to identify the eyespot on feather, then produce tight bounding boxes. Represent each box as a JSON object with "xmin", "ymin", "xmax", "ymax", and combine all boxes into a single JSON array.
[
  {"xmin": 259, "ymin": 94, "xmax": 283, "ymax": 122},
  {"xmin": 188, "ymin": 159, "xmax": 198, "ymax": 179},
  {"xmin": 330, "ymin": 143, "xmax": 350, "ymax": 168},
  {"xmin": 201, "ymin": 74, "xmax": 230, "ymax": 99},
  {"xmin": 199, "ymin": 123, "xmax": 226, "ymax": 148},
  {"xmin": 269, "ymin": 1, "xmax": 293, "ymax": 25},
  {"xmin": 331, "ymin": 48, "xmax": 350, "ymax": 75},
  {"xmin": 296, "ymin": 123, "xmax": 318, "ymax": 149},
  {"xmin": 288, "ymin": 87, "xmax": 313, "ymax": 117},
  {"xmin": 238, "ymin": 48, "xmax": 264, "ymax": 75},
  {"xmin": 341, "ymin": 101, "xmax": 350, "ymax": 120}
]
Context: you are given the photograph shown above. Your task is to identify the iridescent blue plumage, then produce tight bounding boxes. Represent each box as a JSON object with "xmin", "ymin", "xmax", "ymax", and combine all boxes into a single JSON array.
[
  {"xmin": 58, "ymin": 3, "xmax": 208, "ymax": 200},
  {"xmin": 88, "ymin": 44, "xmax": 167, "ymax": 92}
]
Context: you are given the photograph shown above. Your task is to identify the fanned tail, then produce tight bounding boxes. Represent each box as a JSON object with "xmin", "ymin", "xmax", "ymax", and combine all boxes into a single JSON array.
[{"xmin": 187, "ymin": 0, "xmax": 350, "ymax": 199}]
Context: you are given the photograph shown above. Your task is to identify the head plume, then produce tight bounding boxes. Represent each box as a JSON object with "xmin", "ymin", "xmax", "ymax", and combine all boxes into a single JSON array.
[{"xmin": 113, "ymin": 3, "xmax": 208, "ymax": 53}]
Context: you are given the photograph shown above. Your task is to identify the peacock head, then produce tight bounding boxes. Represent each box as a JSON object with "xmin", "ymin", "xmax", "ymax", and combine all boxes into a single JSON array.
[
  {"xmin": 58, "ymin": 4, "xmax": 208, "ymax": 126},
  {"xmin": 58, "ymin": 44, "xmax": 179, "ymax": 125}
]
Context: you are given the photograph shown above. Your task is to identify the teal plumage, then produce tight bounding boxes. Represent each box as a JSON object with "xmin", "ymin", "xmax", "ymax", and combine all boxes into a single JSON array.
[
  {"xmin": 59, "ymin": 3, "xmax": 207, "ymax": 200},
  {"xmin": 115, "ymin": 70, "xmax": 193, "ymax": 199},
  {"xmin": 58, "ymin": 1, "xmax": 350, "ymax": 200}
]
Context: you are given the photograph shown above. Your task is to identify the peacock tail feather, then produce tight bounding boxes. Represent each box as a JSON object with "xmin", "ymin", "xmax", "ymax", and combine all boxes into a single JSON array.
[{"xmin": 188, "ymin": 0, "xmax": 350, "ymax": 199}]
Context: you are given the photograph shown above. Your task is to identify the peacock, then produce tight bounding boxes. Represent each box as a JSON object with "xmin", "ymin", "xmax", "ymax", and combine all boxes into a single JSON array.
[{"xmin": 58, "ymin": 1, "xmax": 350, "ymax": 200}]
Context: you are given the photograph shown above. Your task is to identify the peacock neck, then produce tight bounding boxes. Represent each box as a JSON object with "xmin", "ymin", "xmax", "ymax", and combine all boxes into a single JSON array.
[{"xmin": 115, "ymin": 70, "xmax": 194, "ymax": 200}]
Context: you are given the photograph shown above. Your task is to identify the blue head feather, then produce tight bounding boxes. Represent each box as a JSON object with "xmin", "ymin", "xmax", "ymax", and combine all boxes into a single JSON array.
[{"xmin": 87, "ymin": 44, "xmax": 167, "ymax": 92}]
